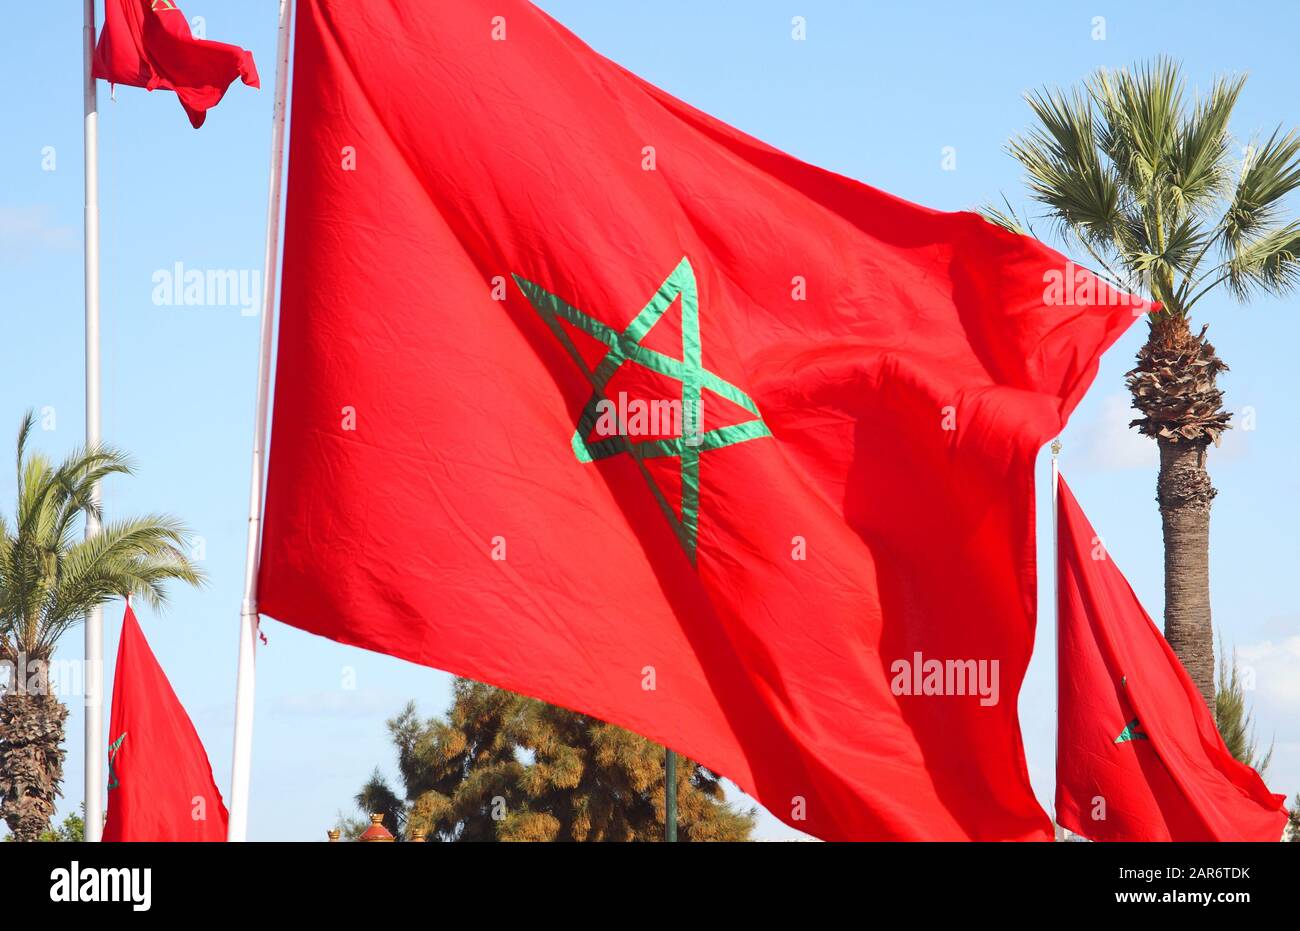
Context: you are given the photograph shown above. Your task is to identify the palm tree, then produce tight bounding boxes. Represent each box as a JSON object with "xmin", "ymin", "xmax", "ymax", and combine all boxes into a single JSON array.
[
  {"xmin": 0, "ymin": 413, "xmax": 203, "ymax": 841},
  {"xmin": 985, "ymin": 59, "xmax": 1300, "ymax": 706}
]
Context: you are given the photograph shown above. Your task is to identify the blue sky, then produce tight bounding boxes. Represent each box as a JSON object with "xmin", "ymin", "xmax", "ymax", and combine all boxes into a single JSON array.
[{"xmin": 1, "ymin": 1, "xmax": 1296, "ymax": 841}]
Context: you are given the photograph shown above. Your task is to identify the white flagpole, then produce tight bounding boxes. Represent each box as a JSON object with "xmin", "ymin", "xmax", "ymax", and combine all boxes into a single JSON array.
[
  {"xmin": 82, "ymin": 0, "xmax": 104, "ymax": 845},
  {"xmin": 1051, "ymin": 439, "xmax": 1064, "ymax": 842},
  {"xmin": 229, "ymin": 0, "xmax": 294, "ymax": 842}
]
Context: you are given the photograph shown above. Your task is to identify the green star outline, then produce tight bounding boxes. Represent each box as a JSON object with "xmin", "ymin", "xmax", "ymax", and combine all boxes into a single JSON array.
[
  {"xmin": 107, "ymin": 731, "xmax": 127, "ymax": 790},
  {"xmin": 1114, "ymin": 718, "xmax": 1148, "ymax": 744},
  {"xmin": 513, "ymin": 257, "xmax": 771, "ymax": 562}
]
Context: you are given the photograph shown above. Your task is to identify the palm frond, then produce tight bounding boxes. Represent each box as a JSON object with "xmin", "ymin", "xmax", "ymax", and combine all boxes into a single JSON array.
[
  {"xmin": 1091, "ymin": 58, "xmax": 1185, "ymax": 196},
  {"xmin": 14, "ymin": 412, "xmax": 34, "ymax": 485},
  {"xmin": 1169, "ymin": 73, "xmax": 1243, "ymax": 215},
  {"xmin": 1221, "ymin": 127, "xmax": 1300, "ymax": 248},
  {"xmin": 1224, "ymin": 220, "xmax": 1300, "ymax": 300},
  {"xmin": 46, "ymin": 445, "xmax": 133, "ymax": 545},
  {"xmin": 1009, "ymin": 87, "xmax": 1124, "ymax": 246},
  {"xmin": 2, "ymin": 413, "xmax": 206, "ymax": 655},
  {"xmin": 1131, "ymin": 215, "xmax": 1212, "ymax": 285},
  {"xmin": 977, "ymin": 198, "xmax": 1031, "ymax": 236},
  {"xmin": 16, "ymin": 451, "xmax": 59, "ymax": 542},
  {"xmin": 45, "ymin": 515, "xmax": 203, "ymax": 610}
]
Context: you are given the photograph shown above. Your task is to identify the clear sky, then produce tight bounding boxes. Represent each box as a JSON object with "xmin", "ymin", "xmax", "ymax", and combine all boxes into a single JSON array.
[{"xmin": 1, "ymin": 1, "xmax": 1296, "ymax": 841}]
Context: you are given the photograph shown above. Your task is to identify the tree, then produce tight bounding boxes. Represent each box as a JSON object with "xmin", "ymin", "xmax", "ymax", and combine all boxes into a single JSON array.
[
  {"xmin": 0, "ymin": 413, "xmax": 203, "ymax": 841},
  {"xmin": 349, "ymin": 678, "xmax": 756, "ymax": 841},
  {"xmin": 984, "ymin": 59, "xmax": 1300, "ymax": 706},
  {"xmin": 1, "ymin": 808, "xmax": 83, "ymax": 842},
  {"xmin": 1212, "ymin": 643, "xmax": 1271, "ymax": 774},
  {"xmin": 1287, "ymin": 795, "xmax": 1299, "ymax": 841},
  {"xmin": 343, "ymin": 769, "xmax": 406, "ymax": 840},
  {"xmin": 37, "ymin": 810, "xmax": 84, "ymax": 842}
]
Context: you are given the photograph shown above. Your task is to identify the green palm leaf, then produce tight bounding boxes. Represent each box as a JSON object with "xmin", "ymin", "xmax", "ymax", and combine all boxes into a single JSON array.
[
  {"xmin": 0, "ymin": 412, "xmax": 205, "ymax": 659},
  {"xmin": 999, "ymin": 58, "xmax": 1300, "ymax": 318},
  {"xmin": 1222, "ymin": 128, "xmax": 1300, "ymax": 247}
]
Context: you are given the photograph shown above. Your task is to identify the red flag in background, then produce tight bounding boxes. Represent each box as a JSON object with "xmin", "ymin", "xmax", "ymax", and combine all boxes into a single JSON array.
[
  {"xmin": 102, "ymin": 606, "xmax": 228, "ymax": 841},
  {"xmin": 1055, "ymin": 476, "xmax": 1287, "ymax": 841},
  {"xmin": 258, "ymin": 0, "xmax": 1143, "ymax": 840},
  {"xmin": 92, "ymin": 0, "xmax": 259, "ymax": 128}
]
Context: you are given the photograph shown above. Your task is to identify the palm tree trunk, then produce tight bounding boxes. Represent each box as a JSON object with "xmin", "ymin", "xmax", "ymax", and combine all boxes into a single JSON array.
[
  {"xmin": 1156, "ymin": 440, "xmax": 1216, "ymax": 707},
  {"xmin": 0, "ymin": 658, "xmax": 68, "ymax": 841},
  {"xmin": 1127, "ymin": 313, "xmax": 1228, "ymax": 710}
]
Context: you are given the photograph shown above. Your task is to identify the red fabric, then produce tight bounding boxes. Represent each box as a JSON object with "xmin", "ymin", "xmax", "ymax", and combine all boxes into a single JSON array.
[
  {"xmin": 102, "ymin": 606, "xmax": 228, "ymax": 842},
  {"xmin": 258, "ymin": 0, "xmax": 1142, "ymax": 840},
  {"xmin": 1055, "ymin": 476, "xmax": 1288, "ymax": 841},
  {"xmin": 91, "ymin": 0, "xmax": 258, "ymax": 128}
]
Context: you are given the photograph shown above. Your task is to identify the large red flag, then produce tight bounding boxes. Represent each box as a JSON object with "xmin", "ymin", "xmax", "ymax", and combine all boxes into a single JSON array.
[
  {"xmin": 258, "ymin": 0, "xmax": 1143, "ymax": 840},
  {"xmin": 1055, "ymin": 476, "xmax": 1287, "ymax": 841},
  {"xmin": 102, "ymin": 606, "xmax": 228, "ymax": 842},
  {"xmin": 91, "ymin": 0, "xmax": 259, "ymax": 128}
]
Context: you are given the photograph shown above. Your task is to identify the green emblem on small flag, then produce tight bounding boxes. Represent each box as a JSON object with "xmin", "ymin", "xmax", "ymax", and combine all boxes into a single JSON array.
[
  {"xmin": 1114, "ymin": 718, "xmax": 1147, "ymax": 744},
  {"xmin": 107, "ymin": 732, "xmax": 127, "ymax": 790}
]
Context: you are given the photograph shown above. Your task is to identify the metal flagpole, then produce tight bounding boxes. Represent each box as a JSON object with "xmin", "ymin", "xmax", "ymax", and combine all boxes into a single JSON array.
[
  {"xmin": 1051, "ymin": 439, "xmax": 1064, "ymax": 842},
  {"xmin": 82, "ymin": 0, "xmax": 104, "ymax": 845},
  {"xmin": 664, "ymin": 749, "xmax": 677, "ymax": 842},
  {"xmin": 229, "ymin": 0, "xmax": 294, "ymax": 842}
]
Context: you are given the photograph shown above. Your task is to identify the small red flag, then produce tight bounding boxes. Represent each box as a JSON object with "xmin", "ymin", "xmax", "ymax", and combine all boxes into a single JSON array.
[
  {"xmin": 91, "ymin": 0, "xmax": 259, "ymax": 128},
  {"xmin": 102, "ymin": 606, "xmax": 228, "ymax": 842},
  {"xmin": 1055, "ymin": 476, "xmax": 1288, "ymax": 841},
  {"xmin": 259, "ymin": 0, "xmax": 1143, "ymax": 840}
]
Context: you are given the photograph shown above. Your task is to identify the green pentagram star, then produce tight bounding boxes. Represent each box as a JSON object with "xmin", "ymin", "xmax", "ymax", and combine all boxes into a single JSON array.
[
  {"xmin": 1114, "ymin": 717, "xmax": 1148, "ymax": 744},
  {"xmin": 513, "ymin": 257, "xmax": 771, "ymax": 562},
  {"xmin": 107, "ymin": 732, "xmax": 127, "ymax": 790}
]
